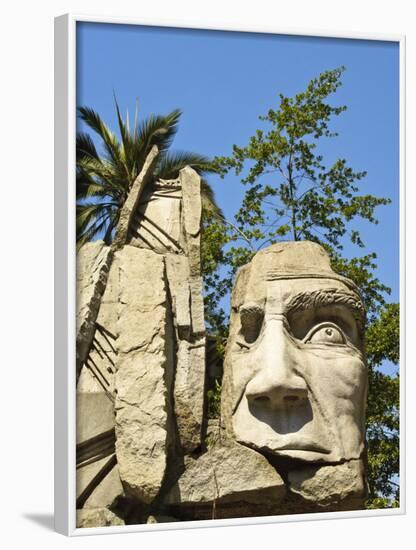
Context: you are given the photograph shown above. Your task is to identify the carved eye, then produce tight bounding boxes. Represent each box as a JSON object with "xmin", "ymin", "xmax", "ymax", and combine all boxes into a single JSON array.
[
  {"xmin": 304, "ymin": 322, "xmax": 346, "ymax": 345},
  {"xmin": 239, "ymin": 303, "xmax": 264, "ymax": 346}
]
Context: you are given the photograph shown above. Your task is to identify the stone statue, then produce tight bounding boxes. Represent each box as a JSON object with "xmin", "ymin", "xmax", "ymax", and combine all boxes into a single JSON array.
[
  {"xmin": 222, "ymin": 241, "xmax": 367, "ymax": 465},
  {"xmin": 75, "ymin": 155, "xmax": 367, "ymax": 527},
  {"xmin": 166, "ymin": 242, "xmax": 368, "ymax": 520}
]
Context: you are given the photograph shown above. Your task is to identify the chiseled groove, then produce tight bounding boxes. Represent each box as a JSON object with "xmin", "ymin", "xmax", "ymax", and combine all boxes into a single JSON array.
[
  {"xmin": 76, "ymin": 428, "xmax": 116, "ymax": 465},
  {"xmin": 76, "ymin": 454, "xmax": 117, "ymax": 509}
]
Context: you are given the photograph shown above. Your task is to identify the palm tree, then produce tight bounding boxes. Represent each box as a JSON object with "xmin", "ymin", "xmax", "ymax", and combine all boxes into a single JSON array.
[{"xmin": 76, "ymin": 100, "xmax": 222, "ymax": 249}]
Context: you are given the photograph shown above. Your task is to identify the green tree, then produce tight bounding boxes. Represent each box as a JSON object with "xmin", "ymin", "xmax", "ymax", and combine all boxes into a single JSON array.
[
  {"xmin": 76, "ymin": 100, "xmax": 221, "ymax": 248},
  {"xmin": 206, "ymin": 67, "xmax": 399, "ymax": 507},
  {"xmin": 213, "ymin": 66, "xmax": 389, "ymax": 258},
  {"xmin": 365, "ymin": 303, "xmax": 400, "ymax": 507}
]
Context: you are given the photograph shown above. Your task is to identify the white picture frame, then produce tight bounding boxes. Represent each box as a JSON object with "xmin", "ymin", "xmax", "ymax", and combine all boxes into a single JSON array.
[{"xmin": 54, "ymin": 13, "xmax": 405, "ymax": 536}]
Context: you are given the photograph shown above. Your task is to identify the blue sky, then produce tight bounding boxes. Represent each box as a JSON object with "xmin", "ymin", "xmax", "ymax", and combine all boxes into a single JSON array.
[{"xmin": 76, "ymin": 22, "xmax": 400, "ymax": 309}]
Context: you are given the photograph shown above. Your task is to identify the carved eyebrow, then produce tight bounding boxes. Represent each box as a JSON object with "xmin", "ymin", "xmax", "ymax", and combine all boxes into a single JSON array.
[{"xmin": 285, "ymin": 288, "xmax": 366, "ymax": 333}]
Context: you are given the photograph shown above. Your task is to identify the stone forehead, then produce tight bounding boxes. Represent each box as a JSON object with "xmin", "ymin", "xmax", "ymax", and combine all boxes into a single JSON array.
[
  {"xmin": 232, "ymin": 242, "xmax": 360, "ymax": 308},
  {"xmin": 252, "ymin": 241, "xmax": 332, "ymax": 275}
]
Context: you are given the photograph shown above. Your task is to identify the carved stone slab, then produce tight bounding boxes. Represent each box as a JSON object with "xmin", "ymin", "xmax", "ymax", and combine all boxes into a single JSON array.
[
  {"xmin": 114, "ymin": 246, "xmax": 175, "ymax": 504},
  {"xmin": 165, "ymin": 440, "xmax": 286, "ymax": 519}
]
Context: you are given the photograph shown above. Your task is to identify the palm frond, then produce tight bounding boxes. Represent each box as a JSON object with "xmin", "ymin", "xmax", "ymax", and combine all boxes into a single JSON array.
[
  {"xmin": 114, "ymin": 96, "xmax": 133, "ymax": 180},
  {"xmin": 77, "ymin": 157, "xmax": 128, "ymax": 198},
  {"xmin": 76, "ymin": 201, "xmax": 113, "ymax": 229},
  {"xmin": 201, "ymin": 177, "xmax": 224, "ymax": 220},
  {"xmin": 76, "ymin": 202, "xmax": 118, "ymax": 248},
  {"xmin": 155, "ymin": 151, "xmax": 217, "ymax": 179},
  {"xmin": 123, "ymin": 110, "xmax": 180, "ymax": 183},
  {"xmin": 76, "ymin": 133, "xmax": 100, "ymax": 161},
  {"xmin": 77, "ymin": 106, "xmax": 127, "ymax": 179},
  {"xmin": 137, "ymin": 109, "xmax": 182, "ymax": 155},
  {"xmin": 76, "ymin": 178, "xmax": 110, "ymax": 200}
]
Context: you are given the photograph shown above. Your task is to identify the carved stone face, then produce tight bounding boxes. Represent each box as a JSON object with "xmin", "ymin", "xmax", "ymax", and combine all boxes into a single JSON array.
[{"xmin": 222, "ymin": 242, "xmax": 367, "ymax": 464}]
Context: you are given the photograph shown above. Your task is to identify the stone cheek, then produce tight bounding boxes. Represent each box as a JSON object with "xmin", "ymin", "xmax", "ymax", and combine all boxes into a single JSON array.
[{"xmin": 114, "ymin": 246, "xmax": 175, "ymax": 504}]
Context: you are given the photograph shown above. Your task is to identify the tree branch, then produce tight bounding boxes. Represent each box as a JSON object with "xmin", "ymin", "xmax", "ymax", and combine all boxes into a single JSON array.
[{"xmin": 223, "ymin": 219, "xmax": 255, "ymax": 251}]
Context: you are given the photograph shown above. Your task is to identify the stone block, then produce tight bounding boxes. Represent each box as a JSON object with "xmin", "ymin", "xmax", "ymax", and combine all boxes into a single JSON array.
[
  {"xmin": 165, "ymin": 440, "xmax": 286, "ymax": 519},
  {"xmin": 189, "ymin": 277, "xmax": 205, "ymax": 336},
  {"xmin": 180, "ymin": 166, "xmax": 202, "ymax": 237},
  {"xmin": 174, "ymin": 339, "xmax": 206, "ymax": 452},
  {"xmin": 76, "ymin": 392, "xmax": 114, "ymax": 444},
  {"xmin": 114, "ymin": 247, "xmax": 175, "ymax": 504},
  {"xmin": 76, "ymin": 508, "xmax": 124, "ymax": 528},
  {"xmin": 76, "ymin": 241, "xmax": 113, "ymax": 378}
]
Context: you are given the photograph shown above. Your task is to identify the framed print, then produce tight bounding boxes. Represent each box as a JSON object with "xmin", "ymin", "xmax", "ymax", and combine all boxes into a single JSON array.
[{"xmin": 54, "ymin": 14, "xmax": 405, "ymax": 536}]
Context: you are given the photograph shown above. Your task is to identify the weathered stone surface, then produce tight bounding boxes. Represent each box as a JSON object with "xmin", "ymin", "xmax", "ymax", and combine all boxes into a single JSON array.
[
  {"xmin": 77, "ymin": 365, "xmax": 103, "ymax": 394},
  {"xmin": 130, "ymin": 182, "xmax": 183, "ymax": 253},
  {"xmin": 146, "ymin": 515, "xmax": 178, "ymax": 524},
  {"xmin": 189, "ymin": 277, "xmax": 205, "ymax": 336},
  {"xmin": 114, "ymin": 246, "xmax": 175, "ymax": 504},
  {"xmin": 174, "ymin": 282, "xmax": 191, "ymax": 338},
  {"xmin": 187, "ymin": 242, "xmax": 201, "ymax": 279},
  {"xmin": 174, "ymin": 339, "xmax": 206, "ymax": 452},
  {"xmin": 180, "ymin": 167, "xmax": 202, "ymax": 280},
  {"xmin": 77, "ymin": 458, "xmax": 124, "ymax": 509},
  {"xmin": 76, "ymin": 241, "xmax": 113, "ymax": 379},
  {"xmin": 222, "ymin": 241, "xmax": 367, "ymax": 466},
  {"xmin": 113, "ymin": 145, "xmax": 159, "ymax": 250},
  {"xmin": 77, "ymin": 311, "xmax": 117, "ymax": 395},
  {"xmin": 76, "ymin": 393, "xmax": 114, "ymax": 443},
  {"xmin": 164, "ymin": 255, "xmax": 191, "ymax": 338},
  {"xmin": 97, "ymin": 253, "xmax": 120, "ymax": 305},
  {"xmin": 164, "ymin": 253, "xmax": 190, "ymax": 288},
  {"xmin": 76, "ymin": 257, "xmax": 119, "ymax": 522},
  {"xmin": 180, "ymin": 166, "xmax": 202, "ymax": 237},
  {"xmin": 117, "ymin": 246, "xmax": 165, "ymax": 309},
  {"xmin": 77, "ymin": 251, "xmax": 118, "ymax": 507},
  {"xmin": 288, "ymin": 459, "xmax": 366, "ymax": 509},
  {"xmin": 205, "ymin": 418, "xmax": 225, "ymax": 448},
  {"xmin": 165, "ymin": 440, "xmax": 286, "ymax": 518},
  {"xmin": 76, "ymin": 508, "xmax": 124, "ymax": 528}
]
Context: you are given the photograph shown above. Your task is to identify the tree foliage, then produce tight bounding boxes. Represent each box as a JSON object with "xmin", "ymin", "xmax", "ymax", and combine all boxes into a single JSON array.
[
  {"xmin": 365, "ymin": 303, "xmax": 400, "ymax": 507},
  {"xmin": 213, "ymin": 66, "xmax": 389, "ymax": 254},
  {"xmin": 204, "ymin": 67, "xmax": 399, "ymax": 508}
]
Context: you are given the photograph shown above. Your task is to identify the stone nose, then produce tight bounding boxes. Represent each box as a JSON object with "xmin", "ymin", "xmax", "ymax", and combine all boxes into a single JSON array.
[{"xmin": 245, "ymin": 318, "xmax": 308, "ymax": 409}]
